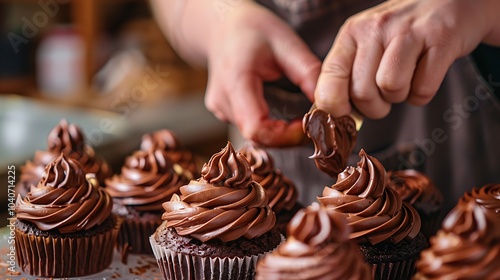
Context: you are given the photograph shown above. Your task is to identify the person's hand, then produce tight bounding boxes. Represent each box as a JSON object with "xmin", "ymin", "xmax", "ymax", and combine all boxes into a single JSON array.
[
  {"xmin": 204, "ymin": 2, "xmax": 321, "ymax": 147},
  {"xmin": 315, "ymin": 0, "xmax": 500, "ymax": 119}
]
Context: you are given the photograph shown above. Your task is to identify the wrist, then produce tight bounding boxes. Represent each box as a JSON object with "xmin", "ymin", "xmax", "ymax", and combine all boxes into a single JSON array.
[
  {"xmin": 177, "ymin": 0, "xmax": 226, "ymax": 65},
  {"xmin": 482, "ymin": 0, "xmax": 500, "ymax": 45},
  {"xmin": 179, "ymin": 0, "xmax": 259, "ymax": 65}
]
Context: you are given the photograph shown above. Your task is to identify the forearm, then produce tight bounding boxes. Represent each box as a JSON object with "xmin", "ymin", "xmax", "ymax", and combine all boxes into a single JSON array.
[{"xmin": 149, "ymin": 0, "xmax": 222, "ymax": 65}]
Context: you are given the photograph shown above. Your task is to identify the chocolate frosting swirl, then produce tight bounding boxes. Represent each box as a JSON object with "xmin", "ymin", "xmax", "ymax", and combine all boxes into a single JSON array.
[
  {"xmin": 285, "ymin": 203, "xmax": 350, "ymax": 250},
  {"xmin": 140, "ymin": 129, "xmax": 198, "ymax": 178},
  {"xmin": 161, "ymin": 142, "xmax": 276, "ymax": 242},
  {"xmin": 47, "ymin": 119, "xmax": 85, "ymax": 153},
  {"xmin": 17, "ymin": 119, "xmax": 111, "ymax": 196},
  {"xmin": 415, "ymin": 231, "xmax": 500, "ymax": 280},
  {"xmin": 416, "ymin": 186, "xmax": 500, "ymax": 279},
  {"xmin": 256, "ymin": 203, "xmax": 371, "ymax": 280},
  {"xmin": 388, "ymin": 169, "xmax": 443, "ymax": 214},
  {"xmin": 141, "ymin": 129, "xmax": 180, "ymax": 151},
  {"xmin": 443, "ymin": 184, "xmax": 500, "ymax": 244},
  {"xmin": 239, "ymin": 144, "xmax": 298, "ymax": 213},
  {"xmin": 468, "ymin": 183, "xmax": 500, "ymax": 209},
  {"xmin": 105, "ymin": 149, "xmax": 190, "ymax": 212},
  {"xmin": 317, "ymin": 150, "xmax": 421, "ymax": 245},
  {"xmin": 201, "ymin": 142, "xmax": 253, "ymax": 189},
  {"xmin": 16, "ymin": 154, "xmax": 113, "ymax": 234},
  {"xmin": 303, "ymin": 109, "xmax": 357, "ymax": 178}
]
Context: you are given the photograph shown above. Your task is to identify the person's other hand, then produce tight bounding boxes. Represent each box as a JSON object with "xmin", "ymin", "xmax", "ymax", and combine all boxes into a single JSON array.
[
  {"xmin": 205, "ymin": 1, "xmax": 321, "ymax": 147},
  {"xmin": 315, "ymin": 0, "xmax": 497, "ymax": 119}
]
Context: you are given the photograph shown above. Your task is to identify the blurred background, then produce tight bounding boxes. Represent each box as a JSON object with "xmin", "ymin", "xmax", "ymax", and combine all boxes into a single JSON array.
[{"xmin": 0, "ymin": 0, "xmax": 228, "ymax": 226}]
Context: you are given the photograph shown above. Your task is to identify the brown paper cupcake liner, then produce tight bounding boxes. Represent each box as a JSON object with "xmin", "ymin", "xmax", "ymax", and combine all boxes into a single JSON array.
[
  {"xmin": 15, "ymin": 221, "xmax": 120, "ymax": 277},
  {"xmin": 370, "ymin": 258, "xmax": 417, "ymax": 280},
  {"xmin": 150, "ymin": 235, "xmax": 281, "ymax": 280},
  {"xmin": 117, "ymin": 217, "xmax": 161, "ymax": 254}
]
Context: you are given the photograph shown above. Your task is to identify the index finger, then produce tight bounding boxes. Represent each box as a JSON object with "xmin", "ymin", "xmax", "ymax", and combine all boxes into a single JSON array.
[
  {"xmin": 231, "ymin": 75, "xmax": 305, "ymax": 147},
  {"xmin": 250, "ymin": 119, "xmax": 306, "ymax": 147},
  {"xmin": 314, "ymin": 27, "xmax": 357, "ymax": 117}
]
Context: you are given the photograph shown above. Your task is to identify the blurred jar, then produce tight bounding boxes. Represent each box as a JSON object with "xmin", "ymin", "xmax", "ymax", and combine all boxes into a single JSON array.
[{"xmin": 37, "ymin": 25, "xmax": 84, "ymax": 97}]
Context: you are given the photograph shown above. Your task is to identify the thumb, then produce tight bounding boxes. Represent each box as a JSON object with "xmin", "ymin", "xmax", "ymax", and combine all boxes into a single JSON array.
[{"xmin": 314, "ymin": 30, "xmax": 356, "ymax": 117}]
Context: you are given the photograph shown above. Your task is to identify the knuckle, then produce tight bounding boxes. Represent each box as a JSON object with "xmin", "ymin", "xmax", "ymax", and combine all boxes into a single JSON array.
[
  {"xmin": 428, "ymin": 23, "xmax": 455, "ymax": 47},
  {"xmin": 409, "ymin": 87, "xmax": 435, "ymax": 105},
  {"xmin": 295, "ymin": 58, "xmax": 321, "ymax": 86},
  {"xmin": 377, "ymin": 75, "xmax": 405, "ymax": 94},
  {"xmin": 351, "ymin": 88, "xmax": 376, "ymax": 103},
  {"xmin": 363, "ymin": 105, "xmax": 391, "ymax": 120},
  {"xmin": 342, "ymin": 16, "xmax": 357, "ymax": 32},
  {"xmin": 204, "ymin": 92, "xmax": 220, "ymax": 113},
  {"xmin": 303, "ymin": 59, "xmax": 322, "ymax": 77},
  {"xmin": 322, "ymin": 60, "xmax": 350, "ymax": 79},
  {"xmin": 343, "ymin": 3, "xmax": 399, "ymax": 38},
  {"xmin": 371, "ymin": 11, "xmax": 392, "ymax": 30},
  {"xmin": 354, "ymin": 9, "xmax": 393, "ymax": 34}
]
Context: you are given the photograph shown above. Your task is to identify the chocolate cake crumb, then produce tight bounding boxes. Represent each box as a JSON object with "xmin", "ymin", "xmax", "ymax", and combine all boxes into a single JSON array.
[{"xmin": 155, "ymin": 224, "xmax": 282, "ymax": 258}]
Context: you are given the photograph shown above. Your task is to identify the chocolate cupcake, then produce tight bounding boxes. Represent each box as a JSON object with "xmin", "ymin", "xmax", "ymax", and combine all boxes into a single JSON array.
[
  {"xmin": 105, "ymin": 149, "xmax": 190, "ymax": 254},
  {"xmin": 16, "ymin": 119, "xmax": 111, "ymax": 197},
  {"xmin": 318, "ymin": 150, "xmax": 427, "ymax": 280},
  {"xmin": 15, "ymin": 154, "xmax": 119, "ymax": 277},
  {"xmin": 141, "ymin": 129, "xmax": 199, "ymax": 178},
  {"xmin": 239, "ymin": 143, "xmax": 302, "ymax": 234},
  {"xmin": 256, "ymin": 202, "xmax": 372, "ymax": 280},
  {"xmin": 414, "ymin": 184, "xmax": 500, "ymax": 280},
  {"xmin": 150, "ymin": 142, "xmax": 281, "ymax": 280},
  {"xmin": 388, "ymin": 170, "xmax": 443, "ymax": 238}
]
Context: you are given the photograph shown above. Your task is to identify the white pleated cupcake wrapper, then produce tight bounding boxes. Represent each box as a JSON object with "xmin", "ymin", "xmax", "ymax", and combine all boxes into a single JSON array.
[{"xmin": 150, "ymin": 235, "xmax": 282, "ymax": 280}]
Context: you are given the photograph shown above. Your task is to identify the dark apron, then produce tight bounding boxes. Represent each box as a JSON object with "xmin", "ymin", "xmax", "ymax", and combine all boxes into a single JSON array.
[{"xmin": 256, "ymin": 0, "xmax": 500, "ymax": 214}]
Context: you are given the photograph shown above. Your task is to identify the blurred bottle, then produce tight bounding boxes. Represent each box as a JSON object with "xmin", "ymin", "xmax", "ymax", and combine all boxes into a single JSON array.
[{"xmin": 37, "ymin": 25, "xmax": 84, "ymax": 97}]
